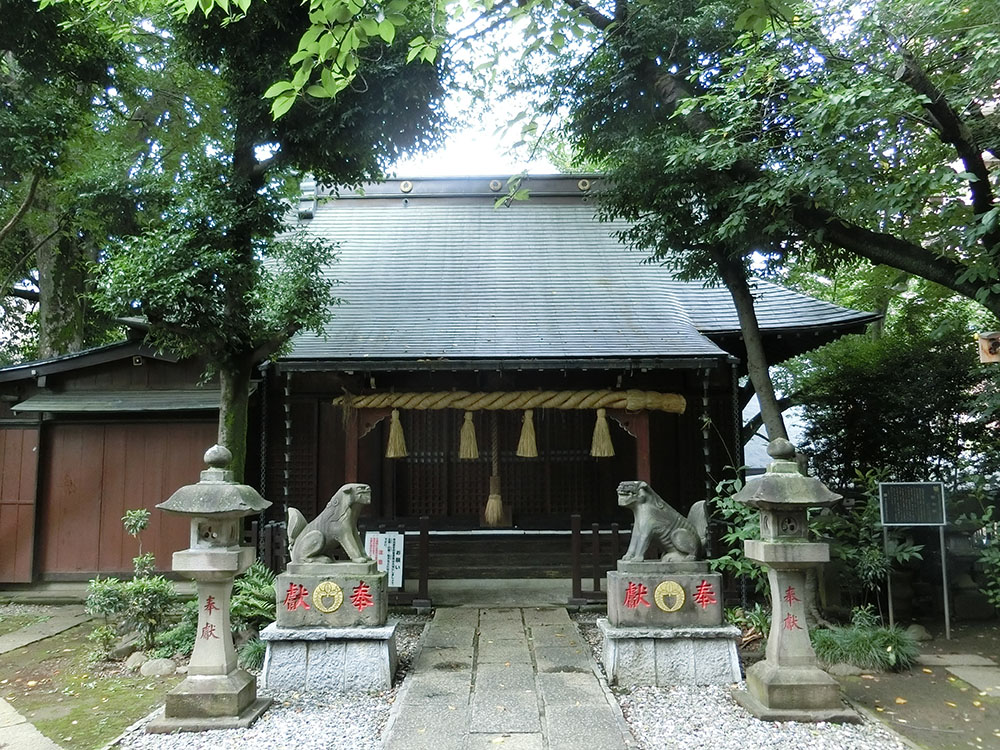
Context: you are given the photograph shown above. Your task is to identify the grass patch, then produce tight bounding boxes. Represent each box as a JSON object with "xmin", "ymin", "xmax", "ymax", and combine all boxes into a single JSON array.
[
  {"xmin": 811, "ymin": 623, "xmax": 919, "ymax": 671},
  {"xmin": 0, "ymin": 622, "xmax": 181, "ymax": 749},
  {"xmin": 0, "ymin": 614, "xmax": 50, "ymax": 637}
]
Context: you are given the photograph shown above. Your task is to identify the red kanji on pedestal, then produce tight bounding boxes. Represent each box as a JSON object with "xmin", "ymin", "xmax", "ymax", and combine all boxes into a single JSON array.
[
  {"xmin": 623, "ymin": 581, "xmax": 650, "ymax": 609},
  {"xmin": 200, "ymin": 622, "xmax": 220, "ymax": 640},
  {"xmin": 783, "ymin": 586, "xmax": 800, "ymax": 606},
  {"xmin": 693, "ymin": 579, "xmax": 717, "ymax": 609},
  {"xmin": 204, "ymin": 595, "xmax": 220, "ymax": 614},
  {"xmin": 351, "ymin": 581, "xmax": 374, "ymax": 611},
  {"xmin": 783, "ymin": 612, "xmax": 803, "ymax": 630},
  {"xmin": 283, "ymin": 582, "xmax": 310, "ymax": 610}
]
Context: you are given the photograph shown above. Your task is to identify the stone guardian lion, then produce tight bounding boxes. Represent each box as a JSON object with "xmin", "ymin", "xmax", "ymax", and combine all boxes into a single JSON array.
[
  {"xmin": 618, "ymin": 480, "xmax": 708, "ymax": 562},
  {"xmin": 287, "ymin": 483, "xmax": 373, "ymax": 564}
]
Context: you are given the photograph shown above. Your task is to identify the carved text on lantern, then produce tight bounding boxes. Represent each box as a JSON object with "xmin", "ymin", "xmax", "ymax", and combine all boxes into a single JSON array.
[
  {"xmin": 200, "ymin": 622, "xmax": 220, "ymax": 640},
  {"xmin": 783, "ymin": 586, "xmax": 800, "ymax": 606},
  {"xmin": 204, "ymin": 595, "xmax": 219, "ymax": 614},
  {"xmin": 783, "ymin": 613, "xmax": 803, "ymax": 630}
]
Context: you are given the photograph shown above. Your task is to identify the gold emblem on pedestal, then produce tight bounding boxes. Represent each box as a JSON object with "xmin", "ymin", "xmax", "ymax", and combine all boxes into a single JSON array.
[
  {"xmin": 654, "ymin": 580, "xmax": 685, "ymax": 612},
  {"xmin": 313, "ymin": 580, "xmax": 344, "ymax": 613}
]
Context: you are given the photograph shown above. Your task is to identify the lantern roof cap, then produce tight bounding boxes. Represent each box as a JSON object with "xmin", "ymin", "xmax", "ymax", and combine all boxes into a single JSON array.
[{"xmin": 157, "ymin": 445, "xmax": 271, "ymax": 517}]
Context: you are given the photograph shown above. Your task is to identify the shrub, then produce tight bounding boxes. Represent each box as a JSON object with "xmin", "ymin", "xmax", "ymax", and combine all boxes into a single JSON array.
[
  {"xmin": 239, "ymin": 637, "xmax": 267, "ymax": 671},
  {"xmin": 87, "ymin": 575, "xmax": 176, "ymax": 651},
  {"xmin": 87, "ymin": 624, "xmax": 118, "ymax": 662},
  {"xmin": 810, "ymin": 606, "xmax": 918, "ymax": 672},
  {"xmin": 153, "ymin": 599, "xmax": 199, "ymax": 659},
  {"xmin": 85, "ymin": 507, "xmax": 177, "ymax": 657}
]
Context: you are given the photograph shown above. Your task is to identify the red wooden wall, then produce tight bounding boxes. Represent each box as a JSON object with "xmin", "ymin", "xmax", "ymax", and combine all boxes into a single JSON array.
[
  {"xmin": 37, "ymin": 421, "xmax": 217, "ymax": 578},
  {"xmin": 0, "ymin": 428, "xmax": 39, "ymax": 583}
]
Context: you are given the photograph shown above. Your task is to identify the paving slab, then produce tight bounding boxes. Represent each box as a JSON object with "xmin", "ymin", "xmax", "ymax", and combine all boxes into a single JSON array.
[
  {"xmin": 946, "ymin": 665, "xmax": 1000, "ymax": 695},
  {"xmin": 471, "ymin": 692, "xmax": 542, "ymax": 733},
  {"xmin": 0, "ymin": 608, "xmax": 90, "ymax": 655},
  {"xmin": 477, "ymin": 639, "xmax": 532, "ymax": 664},
  {"xmin": 0, "ymin": 699, "xmax": 64, "ymax": 750},
  {"xmin": 382, "ymin": 606, "xmax": 634, "ymax": 749},
  {"xmin": 536, "ymin": 671, "xmax": 609, "ymax": 705},
  {"xmin": 466, "ymin": 733, "xmax": 544, "ymax": 749},
  {"xmin": 916, "ymin": 653, "xmax": 997, "ymax": 667},
  {"xmin": 522, "ymin": 608, "xmax": 572, "ymax": 626},
  {"xmin": 544, "ymin": 705, "xmax": 630, "ymax": 750}
]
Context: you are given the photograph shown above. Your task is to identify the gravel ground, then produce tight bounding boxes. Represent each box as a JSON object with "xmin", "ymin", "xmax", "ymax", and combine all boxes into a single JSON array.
[
  {"xmin": 78, "ymin": 607, "xmax": 910, "ymax": 750},
  {"xmin": 571, "ymin": 610, "xmax": 912, "ymax": 750},
  {"xmin": 110, "ymin": 616, "xmax": 429, "ymax": 750},
  {"xmin": 0, "ymin": 603, "xmax": 64, "ymax": 618}
]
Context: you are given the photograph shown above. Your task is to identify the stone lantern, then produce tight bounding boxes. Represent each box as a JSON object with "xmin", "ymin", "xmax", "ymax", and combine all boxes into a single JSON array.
[
  {"xmin": 731, "ymin": 438, "xmax": 857, "ymax": 723},
  {"xmin": 146, "ymin": 444, "xmax": 272, "ymax": 733}
]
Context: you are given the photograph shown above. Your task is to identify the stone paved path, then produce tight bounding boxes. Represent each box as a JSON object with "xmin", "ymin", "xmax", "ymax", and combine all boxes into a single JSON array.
[{"xmin": 383, "ymin": 607, "xmax": 633, "ymax": 750}]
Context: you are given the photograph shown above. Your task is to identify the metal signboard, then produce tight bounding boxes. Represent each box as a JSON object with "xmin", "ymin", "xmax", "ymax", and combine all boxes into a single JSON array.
[{"xmin": 879, "ymin": 482, "xmax": 946, "ymax": 526}]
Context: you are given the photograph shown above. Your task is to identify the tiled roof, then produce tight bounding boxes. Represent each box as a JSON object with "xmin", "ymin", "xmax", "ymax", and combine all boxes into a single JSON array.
[{"xmin": 284, "ymin": 180, "xmax": 875, "ymax": 369}]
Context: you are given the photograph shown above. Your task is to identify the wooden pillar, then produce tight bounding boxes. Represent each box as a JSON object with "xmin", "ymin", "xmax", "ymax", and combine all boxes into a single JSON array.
[
  {"xmin": 634, "ymin": 410, "xmax": 651, "ymax": 484},
  {"xmin": 345, "ymin": 408, "xmax": 359, "ymax": 484}
]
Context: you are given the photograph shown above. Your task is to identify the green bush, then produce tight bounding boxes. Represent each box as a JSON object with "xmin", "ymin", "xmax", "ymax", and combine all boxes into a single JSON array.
[
  {"xmin": 87, "ymin": 575, "xmax": 176, "ymax": 651},
  {"xmin": 153, "ymin": 599, "xmax": 199, "ymax": 659},
  {"xmin": 231, "ymin": 561, "xmax": 276, "ymax": 634},
  {"xmin": 151, "ymin": 561, "xmax": 276, "ymax": 659},
  {"xmin": 810, "ymin": 607, "xmax": 918, "ymax": 672},
  {"xmin": 86, "ymin": 624, "xmax": 118, "ymax": 662},
  {"xmin": 239, "ymin": 637, "xmax": 267, "ymax": 671}
]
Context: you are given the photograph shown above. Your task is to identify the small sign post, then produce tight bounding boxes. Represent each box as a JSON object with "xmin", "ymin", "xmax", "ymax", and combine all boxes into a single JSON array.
[
  {"xmin": 365, "ymin": 531, "xmax": 405, "ymax": 588},
  {"xmin": 878, "ymin": 482, "xmax": 949, "ymax": 639}
]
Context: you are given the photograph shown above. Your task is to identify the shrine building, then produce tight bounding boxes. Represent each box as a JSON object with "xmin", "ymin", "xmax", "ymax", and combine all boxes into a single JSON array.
[{"xmin": 0, "ymin": 175, "xmax": 875, "ymax": 584}]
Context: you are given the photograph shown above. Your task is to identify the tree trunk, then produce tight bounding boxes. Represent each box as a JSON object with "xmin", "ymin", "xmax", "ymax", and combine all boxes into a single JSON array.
[
  {"xmin": 713, "ymin": 249, "xmax": 789, "ymax": 442},
  {"xmin": 219, "ymin": 361, "xmax": 252, "ymax": 483},
  {"xmin": 36, "ymin": 230, "xmax": 87, "ymax": 358}
]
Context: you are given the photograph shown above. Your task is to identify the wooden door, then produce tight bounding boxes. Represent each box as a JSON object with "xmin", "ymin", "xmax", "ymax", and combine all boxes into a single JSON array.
[
  {"xmin": 0, "ymin": 428, "xmax": 39, "ymax": 583},
  {"xmin": 38, "ymin": 421, "xmax": 216, "ymax": 578}
]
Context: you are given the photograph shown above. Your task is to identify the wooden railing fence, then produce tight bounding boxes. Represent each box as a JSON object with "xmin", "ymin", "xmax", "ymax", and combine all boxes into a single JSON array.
[{"xmin": 569, "ymin": 514, "xmax": 629, "ymax": 603}]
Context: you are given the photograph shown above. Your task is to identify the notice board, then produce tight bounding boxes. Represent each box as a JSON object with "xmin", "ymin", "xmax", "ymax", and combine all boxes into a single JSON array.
[{"xmin": 878, "ymin": 482, "xmax": 946, "ymax": 526}]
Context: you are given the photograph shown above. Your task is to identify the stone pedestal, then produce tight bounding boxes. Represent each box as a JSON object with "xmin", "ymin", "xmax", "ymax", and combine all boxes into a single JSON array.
[
  {"xmin": 276, "ymin": 563, "xmax": 388, "ymax": 628},
  {"xmin": 602, "ymin": 560, "xmax": 738, "ymax": 686},
  {"xmin": 607, "ymin": 561, "xmax": 724, "ymax": 628},
  {"xmin": 600, "ymin": 619, "xmax": 741, "ymax": 686},
  {"xmin": 260, "ymin": 621, "xmax": 398, "ymax": 692}
]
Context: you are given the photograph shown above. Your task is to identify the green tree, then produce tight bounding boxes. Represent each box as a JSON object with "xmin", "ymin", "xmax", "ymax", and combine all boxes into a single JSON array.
[
  {"xmin": 89, "ymin": 0, "xmax": 446, "ymax": 479},
  {"xmin": 0, "ymin": 0, "xmax": 129, "ymax": 358}
]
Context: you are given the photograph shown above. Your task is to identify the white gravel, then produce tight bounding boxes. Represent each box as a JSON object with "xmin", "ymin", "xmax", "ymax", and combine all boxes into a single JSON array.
[
  {"xmin": 110, "ymin": 618, "xmax": 428, "ymax": 750},
  {"xmin": 572, "ymin": 612, "xmax": 911, "ymax": 750}
]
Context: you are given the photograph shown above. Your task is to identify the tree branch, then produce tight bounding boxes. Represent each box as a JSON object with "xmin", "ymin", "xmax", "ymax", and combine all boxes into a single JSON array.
[
  {"xmin": 0, "ymin": 172, "xmax": 41, "ymax": 246},
  {"xmin": 895, "ymin": 50, "xmax": 998, "ymax": 245},
  {"xmin": 7, "ymin": 287, "xmax": 39, "ymax": 302},
  {"xmin": 562, "ymin": 0, "xmax": 614, "ymax": 30},
  {"xmin": 791, "ymin": 201, "xmax": 1000, "ymax": 319}
]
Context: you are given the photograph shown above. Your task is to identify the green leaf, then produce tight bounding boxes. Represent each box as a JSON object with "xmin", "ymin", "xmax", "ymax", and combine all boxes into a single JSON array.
[
  {"xmin": 263, "ymin": 81, "xmax": 296, "ymax": 99},
  {"xmin": 271, "ymin": 93, "xmax": 296, "ymax": 119},
  {"xmin": 306, "ymin": 84, "xmax": 333, "ymax": 98},
  {"xmin": 378, "ymin": 19, "xmax": 396, "ymax": 44}
]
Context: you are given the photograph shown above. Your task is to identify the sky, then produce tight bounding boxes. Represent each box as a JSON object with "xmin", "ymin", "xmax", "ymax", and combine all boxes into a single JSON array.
[{"xmin": 392, "ymin": 122, "xmax": 559, "ymax": 177}]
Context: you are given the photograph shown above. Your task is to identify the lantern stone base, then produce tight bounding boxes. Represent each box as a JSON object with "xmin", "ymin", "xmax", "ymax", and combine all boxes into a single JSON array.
[
  {"xmin": 731, "ymin": 660, "xmax": 859, "ymax": 723},
  {"xmin": 598, "ymin": 618, "xmax": 741, "ymax": 686},
  {"xmin": 260, "ymin": 621, "xmax": 398, "ymax": 692},
  {"xmin": 146, "ymin": 670, "xmax": 271, "ymax": 733}
]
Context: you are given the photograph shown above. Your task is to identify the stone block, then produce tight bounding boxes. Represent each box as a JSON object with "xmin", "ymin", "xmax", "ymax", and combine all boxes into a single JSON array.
[
  {"xmin": 607, "ymin": 570, "xmax": 723, "ymax": 628},
  {"xmin": 477, "ymin": 638, "xmax": 532, "ymax": 664},
  {"xmin": 744, "ymin": 660, "xmax": 844, "ymax": 710},
  {"xmin": 276, "ymin": 571, "xmax": 388, "ymax": 628},
  {"xmin": 599, "ymin": 618, "xmax": 741, "ymax": 686},
  {"xmin": 260, "ymin": 621, "xmax": 397, "ymax": 692},
  {"xmin": 163, "ymin": 670, "xmax": 258, "ymax": 718},
  {"xmin": 544, "ymin": 705, "xmax": 629, "ymax": 750},
  {"xmin": 471, "ymin": 691, "xmax": 542, "ymax": 733}
]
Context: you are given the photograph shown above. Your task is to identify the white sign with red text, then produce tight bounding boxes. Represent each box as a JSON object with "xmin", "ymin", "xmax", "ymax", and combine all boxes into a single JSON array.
[{"xmin": 364, "ymin": 531, "xmax": 404, "ymax": 588}]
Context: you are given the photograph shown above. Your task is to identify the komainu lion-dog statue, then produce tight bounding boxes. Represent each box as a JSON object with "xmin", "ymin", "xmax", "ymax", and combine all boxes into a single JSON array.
[
  {"xmin": 618, "ymin": 480, "xmax": 708, "ymax": 562},
  {"xmin": 287, "ymin": 483, "xmax": 373, "ymax": 564}
]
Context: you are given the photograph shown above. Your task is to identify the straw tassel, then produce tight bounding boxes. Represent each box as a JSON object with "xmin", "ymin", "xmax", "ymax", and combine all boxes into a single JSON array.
[
  {"xmin": 386, "ymin": 408, "xmax": 408, "ymax": 458},
  {"xmin": 485, "ymin": 475, "xmax": 503, "ymax": 526},
  {"xmin": 516, "ymin": 409, "xmax": 537, "ymax": 457},
  {"xmin": 590, "ymin": 407, "xmax": 615, "ymax": 457},
  {"xmin": 459, "ymin": 411, "xmax": 479, "ymax": 459},
  {"xmin": 484, "ymin": 412, "xmax": 503, "ymax": 526}
]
